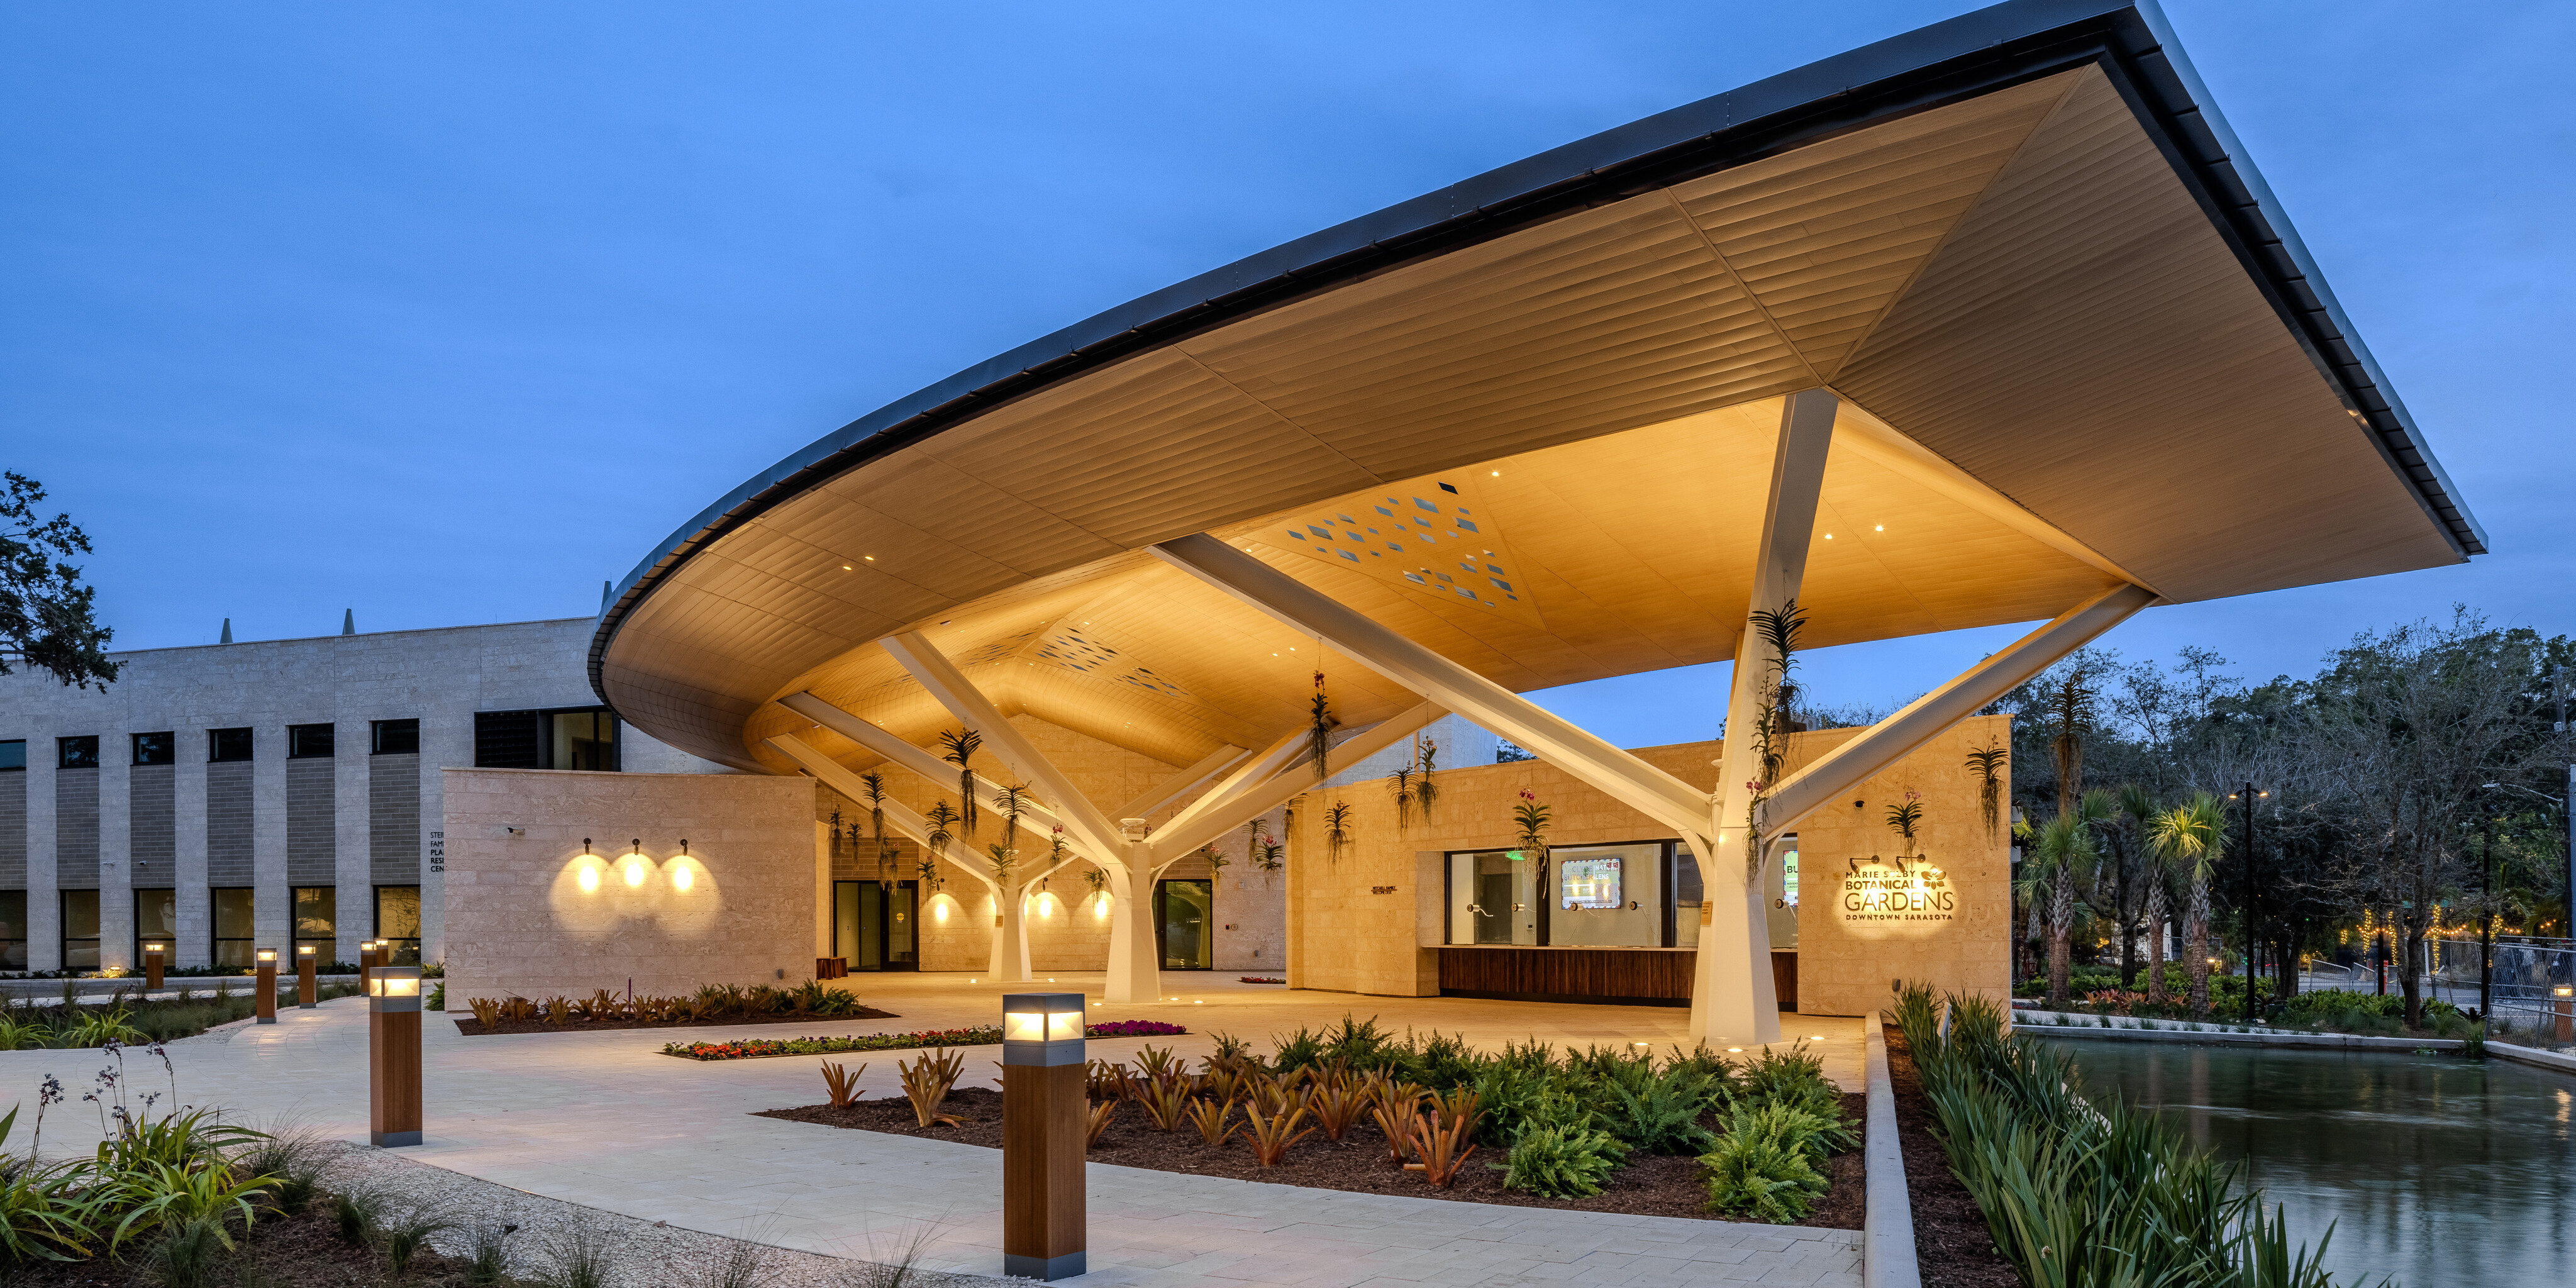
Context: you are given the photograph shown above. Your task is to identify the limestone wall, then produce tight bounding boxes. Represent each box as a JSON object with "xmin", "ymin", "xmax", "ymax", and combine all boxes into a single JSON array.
[
  {"xmin": 1285, "ymin": 718, "xmax": 2011, "ymax": 1012},
  {"xmin": 440, "ymin": 767, "xmax": 818, "ymax": 1001}
]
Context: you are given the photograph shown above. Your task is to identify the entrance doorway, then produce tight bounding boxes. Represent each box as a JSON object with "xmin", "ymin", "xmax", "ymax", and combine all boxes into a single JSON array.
[
  {"xmin": 1153, "ymin": 879, "xmax": 1214, "ymax": 970},
  {"xmin": 832, "ymin": 881, "xmax": 919, "ymax": 971}
]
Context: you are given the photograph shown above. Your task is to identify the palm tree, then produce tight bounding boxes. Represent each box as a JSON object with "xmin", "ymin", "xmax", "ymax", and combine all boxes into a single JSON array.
[
  {"xmin": 2018, "ymin": 813, "xmax": 2097, "ymax": 1008},
  {"xmin": 2152, "ymin": 792, "xmax": 2228, "ymax": 1016}
]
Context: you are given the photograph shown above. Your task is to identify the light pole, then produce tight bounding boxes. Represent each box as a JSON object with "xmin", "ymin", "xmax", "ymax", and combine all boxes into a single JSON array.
[
  {"xmin": 2230, "ymin": 784, "xmax": 2265, "ymax": 1021},
  {"xmin": 142, "ymin": 941, "xmax": 165, "ymax": 992}
]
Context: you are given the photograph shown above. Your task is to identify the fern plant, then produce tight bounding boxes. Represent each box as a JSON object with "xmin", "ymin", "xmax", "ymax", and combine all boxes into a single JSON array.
[
  {"xmin": 1502, "ymin": 1121, "xmax": 1626, "ymax": 1199},
  {"xmin": 936, "ymin": 729, "xmax": 984, "ymax": 842},
  {"xmin": 1700, "ymin": 1122, "xmax": 1826, "ymax": 1223}
]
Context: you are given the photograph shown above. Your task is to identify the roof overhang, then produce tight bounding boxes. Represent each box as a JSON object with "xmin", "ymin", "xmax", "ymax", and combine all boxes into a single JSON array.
[{"xmin": 593, "ymin": 0, "xmax": 2480, "ymax": 774}]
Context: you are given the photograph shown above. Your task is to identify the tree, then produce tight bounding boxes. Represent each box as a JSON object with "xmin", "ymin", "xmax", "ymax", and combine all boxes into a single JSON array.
[
  {"xmin": 2019, "ymin": 812, "xmax": 2097, "ymax": 1008},
  {"xmin": 2154, "ymin": 792, "xmax": 2228, "ymax": 1016},
  {"xmin": 1, "ymin": 472, "xmax": 119, "ymax": 691}
]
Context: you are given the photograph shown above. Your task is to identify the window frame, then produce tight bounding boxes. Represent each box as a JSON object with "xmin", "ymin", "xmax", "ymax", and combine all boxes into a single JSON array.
[
  {"xmin": 131, "ymin": 731, "xmax": 176, "ymax": 766},
  {"xmin": 0, "ymin": 891, "xmax": 25, "ymax": 969},
  {"xmin": 292, "ymin": 886, "xmax": 336, "ymax": 963},
  {"xmin": 1443, "ymin": 838, "xmax": 1685, "ymax": 949},
  {"xmin": 57, "ymin": 736, "xmax": 100, "ymax": 770},
  {"xmin": 286, "ymin": 723, "xmax": 335, "ymax": 760},
  {"xmin": 373, "ymin": 885, "xmax": 423, "ymax": 966},
  {"xmin": 208, "ymin": 728, "xmax": 253, "ymax": 763},
  {"xmin": 0, "ymin": 740, "xmax": 25, "ymax": 772},
  {"xmin": 210, "ymin": 887, "xmax": 255, "ymax": 969},
  {"xmin": 61, "ymin": 890, "xmax": 101, "ymax": 972},
  {"xmin": 134, "ymin": 886, "xmax": 177, "ymax": 967},
  {"xmin": 370, "ymin": 719, "xmax": 419, "ymax": 755}
]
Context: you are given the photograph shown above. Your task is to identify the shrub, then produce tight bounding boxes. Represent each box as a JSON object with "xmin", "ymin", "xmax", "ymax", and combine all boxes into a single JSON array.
[
  {"xmin": 1502, "ymin": 1121, "xmax": 1626, "ymax": 1199},
  {"xmin": 1700, "ymin": 1126, "xmax": 1825, "ymax": 1224},
  {"xmin": 897, "ymin": 1048, "xmax": 965, "ymax": 1127}
]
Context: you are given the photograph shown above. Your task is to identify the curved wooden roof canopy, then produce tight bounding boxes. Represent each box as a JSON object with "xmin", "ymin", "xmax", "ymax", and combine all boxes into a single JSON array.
[{"xmin": 594, "ymin": 0, "xmax": 2482, "ymax": 775}]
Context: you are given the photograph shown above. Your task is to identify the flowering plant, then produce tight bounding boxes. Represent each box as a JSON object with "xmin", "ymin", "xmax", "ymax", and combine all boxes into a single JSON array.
[{"xmin": 661, "ymin": 1019, "xmax": 1188, "ymax": 1062}]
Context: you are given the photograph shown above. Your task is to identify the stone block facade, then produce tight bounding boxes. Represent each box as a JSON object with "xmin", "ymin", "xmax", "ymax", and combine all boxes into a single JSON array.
[{"xmin": 440, "ymin": 767, "xmax": 820, "ymax": 1001}]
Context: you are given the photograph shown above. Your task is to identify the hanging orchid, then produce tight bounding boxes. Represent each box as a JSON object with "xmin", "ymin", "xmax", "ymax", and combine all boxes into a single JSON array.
[
  {"xmin": 860, "ymin": 770, "xmax": 894, "ymax": 890},
  {"xmin": 938, "ymin": 728, "xmax": 984, "ymax": 841},
  {"xmin": 1413, "ymin": 736, "xmax": 1440, "ymax": 826},
  {"xmin": 1307, "ymin": 670, "xmax": 1338, "ymax": 782},
  {"xmin": 1199, "ymin": 844, "xmax": 1230, "ymax": 888},
  {"xmin": 1964, "ymin": 742, "xmax": 2009, "ymax": 841},
  {"xmin": 1324, "ymin": 800, "xmax": 1354, "ymax": 864},
  {"xmin": 1884, "ymin": 790, "xmax": 1924, "ymax": 858},
  {"xmin": 1511, "ymin": 789, "xmax": 1552, "ymax": 880},
  {"xmin": 1389, "ymin": 762, "xmax": 1416, "ymax": 833}
]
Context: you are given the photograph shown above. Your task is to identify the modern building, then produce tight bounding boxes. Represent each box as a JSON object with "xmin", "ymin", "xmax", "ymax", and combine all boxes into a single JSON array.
[
  {"xmin": 0, "ymin": 618, "xmax": 728, "ymax": 973},
  {"xmin": 527, "ymin": 0, "xmax": 2480, "ymax": 1046}
]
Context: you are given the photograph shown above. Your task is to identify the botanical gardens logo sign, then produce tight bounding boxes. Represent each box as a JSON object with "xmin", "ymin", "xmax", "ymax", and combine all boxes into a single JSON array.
[{"xmin": 1839, "ymin": 859, "xmax": 1957, "ymax": 924}]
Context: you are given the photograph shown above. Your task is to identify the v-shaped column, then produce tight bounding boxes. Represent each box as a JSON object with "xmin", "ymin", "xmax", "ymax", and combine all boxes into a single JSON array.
[
  {"xmin": 877, "ymin": 631, "xmax": 1167, "ymax": 1001},
  {"xmin": 1699, "ymin": 389, "xmax": 1839, "ymax": 1045}
]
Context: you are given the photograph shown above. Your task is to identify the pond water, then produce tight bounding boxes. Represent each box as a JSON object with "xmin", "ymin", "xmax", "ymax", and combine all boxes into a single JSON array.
[{"xmin": 2052, "ymin": 1038, "xmax": 2576, "ymax": 1285}]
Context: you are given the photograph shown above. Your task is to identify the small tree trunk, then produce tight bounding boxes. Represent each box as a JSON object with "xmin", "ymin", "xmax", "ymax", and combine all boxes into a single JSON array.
[
  {"xmin": 2047, "ymin": 869, "xmax": 2074, "ymax": 1009},
  {"xmin": 2399, "ymin": 923, "xmax": 2426, "ymax": 1030},
  {"xmin": 2186, "ymin": 877, "xmax": 2212, "ymax": 1016},
  {"xmin": 2143, "ymin": 882, "xmax": 2168, "ymax": 1004}
]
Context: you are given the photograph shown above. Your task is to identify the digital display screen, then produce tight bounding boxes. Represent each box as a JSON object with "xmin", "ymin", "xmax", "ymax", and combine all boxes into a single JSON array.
[{"xmin": 1558, "ymin": 855, "xmax": 1623, "ymax": 909}]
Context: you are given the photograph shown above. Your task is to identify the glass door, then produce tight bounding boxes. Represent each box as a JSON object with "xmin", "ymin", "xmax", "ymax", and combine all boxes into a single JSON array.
[
  {"xmin": 836, "ymin": 880, "xmax": 919, "ymax": 971},
  {"xmin": 1154, "ymin": 879, "xmax": 1214, "ymax": 970},
  {"xmin": 1447, "ymin": 852, "xmax": 1539, "ymax": 945}
]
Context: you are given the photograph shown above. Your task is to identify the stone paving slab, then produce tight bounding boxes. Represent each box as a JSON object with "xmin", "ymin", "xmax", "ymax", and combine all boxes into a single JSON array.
[{"xmin": 0, "ymin": 973, "xmax": 1859, "ymax": 1288}]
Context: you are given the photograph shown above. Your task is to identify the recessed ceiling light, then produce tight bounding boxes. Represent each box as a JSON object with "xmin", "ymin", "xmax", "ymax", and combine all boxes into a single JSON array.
[
  {"xmin": 842, "ymin": 564, "xmax": 853, "ymax": 570},
  {"xmin": 1490, "ymin": 470, "xmax": 1499, "ymax": 476},
  {"xmin": 864, "ymin": 555, "xmax": 875, "ymax": 561},
  {"xmin": 1824, "ymin": 533, "xmax": 1835, "ymax": 540},
  {"xmin": 1874, "ymin": 525, "xmax": 1884, "ymax": 532}
]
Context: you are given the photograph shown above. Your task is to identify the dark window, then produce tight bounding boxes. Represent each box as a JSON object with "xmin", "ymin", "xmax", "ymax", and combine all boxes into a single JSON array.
[
  {"xmin": 287, "ymin": 724, "xmax": 335, "ymax": 759},
  {"xmin": 549, "ymin": 709, "xmax": 619, "ymax": 771},
  {"xmin": 474, "ymin": 711, "xmax": 541, "ymax": 769},
  {"xmin": 58, "ymin": 736, "xmax": 99, "ymax": 770},
  {"xmin": 135, "ymin": 887, "xmax": 177, "ymax": 965},
  {"xmin": 293, "ymin": 886, "xmax": 336, "ymax": 962},
  {"xmin": 209, "ymin": 728, "xmax": 253, "ymax": 762},
  {"xmin": 62, "ymin": 891, "xmax": 100, "ymax": 970},
  {"xmin": 371, "ymin": 719, "xmax": 419, "ymax": 755},
  {"xmin": 212, "ymin": 889, "xmax": 255, "ymax": 967},
  {"xmin": 131, "ymin": 732, "xmax": 175, "ymax": 766},
  {"xmin": 475, "ymin": 707, "xmax": 618, "ymax": 770},
  {"xmin": 0, "ymin": 741, "xmax": 23, "ymax": 772},
  {"xmin": 0, "ymin": 891, "xmax": 23, "ymax": 968},
  {"xmin": 374, "ymin": 886, "xmax": 422, "ymax": 966}
]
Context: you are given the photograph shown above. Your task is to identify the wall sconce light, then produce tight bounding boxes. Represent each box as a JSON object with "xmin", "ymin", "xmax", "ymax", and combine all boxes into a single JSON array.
[
  {"xmin": 578, "ymin": 865, "xmax": 600, "ymax": 892},
  {"xmin": 297, "ymin": 944, "xmax": 318, "ymax": 1008},
  {"xmin": 933, "ymin": 899, "xmax": 951, "ymax": 923},
  {"xmin": 1036, "ymin": 893, "xmax": 1057, "ymax": 919},
  {"xmin": 679, "ymin": 839, "xmax": 689, "ymax": 855},
  {"xmin": 255, "ymin": 949, "xmax": 279, "ymax": 1024},
  {"xmin": 582, "ymin": 838, "xmax": 592, "ymax": 854},
  {"xmin": 672, "ymin": 865, "xmax": 694, "ymax": 892},
  {"xmin": 624, "ymin": 840, "xmax": 648, "ymax": 888}
]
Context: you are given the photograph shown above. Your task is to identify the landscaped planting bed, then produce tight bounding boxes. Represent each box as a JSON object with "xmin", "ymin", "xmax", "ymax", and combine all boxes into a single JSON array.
[
  {"xmin": 1880, "ymin": 1020, "xmax": 2019, "ymax": 1288},
  {"xmin": 453, "ymin": 980, "xmax": 896, "ymax": 1036},
  {"xmin": 666, "ymin": 1019, "xmax": 1187, "ymax": 1060},
  {"xmin": 762, "ymin": 1017, "xmax": 1863, "ymax": 1227},
  {"xmin": 0, "ymin": 983, "xmax": 365, "ymax": 1049}
]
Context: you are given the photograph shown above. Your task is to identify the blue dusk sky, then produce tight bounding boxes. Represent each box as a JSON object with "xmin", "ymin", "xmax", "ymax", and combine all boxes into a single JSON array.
[{"xmin": 4, "ymin": 2, "xmax": 2569, "ymax": 748}]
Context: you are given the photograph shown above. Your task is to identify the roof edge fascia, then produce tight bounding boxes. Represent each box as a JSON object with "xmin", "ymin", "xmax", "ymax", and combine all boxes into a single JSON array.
[{"xmin": 591, "ymin": 0, "xmax": 2479, "ymax": 718}]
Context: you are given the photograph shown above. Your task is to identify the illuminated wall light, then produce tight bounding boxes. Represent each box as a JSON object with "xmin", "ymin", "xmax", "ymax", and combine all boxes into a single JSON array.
[
  {"xmin": 672, "ymin": 865, "xmax": 694, "ymax": 892},
  {"xmin": 1092, "ymin": 894, "xmax": 1111, "ymax": 919},
  {"xmin": 578, "ymin": 865, "xmax": 599, "ymax": 892},
  {"xmin": 935, "ymin": 900, "xmax": 950, "ymax": 923}
]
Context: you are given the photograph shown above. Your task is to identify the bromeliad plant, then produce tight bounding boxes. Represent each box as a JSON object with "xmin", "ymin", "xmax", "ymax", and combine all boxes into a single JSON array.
[{"xmin": 898, "ymin": 1048, "xmax": 966, "ymax": 1128}]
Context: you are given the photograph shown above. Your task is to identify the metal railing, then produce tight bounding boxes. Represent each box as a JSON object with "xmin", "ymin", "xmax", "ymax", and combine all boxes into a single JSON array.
[{"xmin": 2432, "ymin": 935, "xmax": 2576, "ymax": 1035}]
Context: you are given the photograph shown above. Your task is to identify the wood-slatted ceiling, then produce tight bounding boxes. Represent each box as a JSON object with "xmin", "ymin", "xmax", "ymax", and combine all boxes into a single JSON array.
[{"xmin": 607, "ymin": 65, "xmax": 2463, "ymax": 774}]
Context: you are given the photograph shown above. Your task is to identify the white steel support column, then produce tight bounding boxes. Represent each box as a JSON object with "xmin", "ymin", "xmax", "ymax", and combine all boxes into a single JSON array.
[
  {"xmin": 1758, "ymin": 583, "xmax": 2155, "ymax": 836},
  {"xmin": 1148, "ymin": 541, "xmax": 1712, "ymax": 845},
  {"xmin": 779, "ymin": 691, "xmax": 1070, "ymax": 837},
  {"xmin": 875, "ymin": 633, "xmax": 1163, "ymax": 999},
  {"xmin": 1702, "ymin": 388, "xmax": 1838, "ymax": 1046}
]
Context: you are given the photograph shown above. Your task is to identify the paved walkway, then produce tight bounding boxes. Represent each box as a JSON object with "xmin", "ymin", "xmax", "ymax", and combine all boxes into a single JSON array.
[{"xmin": 3, "ymin": 975, "xmax": 1862, "ymax": 1288}]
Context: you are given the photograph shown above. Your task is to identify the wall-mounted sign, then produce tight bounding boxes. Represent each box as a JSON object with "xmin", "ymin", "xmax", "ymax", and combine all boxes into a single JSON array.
[
  {"xmin": 1558, "ymin": 856, "xmax": 1622, "ymax": 909},
  {"xmin": 1838, "ymin": 858, "xmax": 1957, "ymax": 924}
]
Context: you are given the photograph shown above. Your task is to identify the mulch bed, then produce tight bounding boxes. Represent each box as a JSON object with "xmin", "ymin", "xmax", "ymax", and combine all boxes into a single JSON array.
[
  {"xmin": 8, "ymin": 1201, "xmax": 480, "ymax": 1287},
  {"xmin": 1882, "ymin": 1021, "xmax": 2018, "ymax": 1288},
  {"xmin": 760, "ymin": 1085, "xmax": 1865, "ymax": 1229},
  {"xmin": 453, "ymin": 1006, "xmax": 896, "ymax": 1037}
]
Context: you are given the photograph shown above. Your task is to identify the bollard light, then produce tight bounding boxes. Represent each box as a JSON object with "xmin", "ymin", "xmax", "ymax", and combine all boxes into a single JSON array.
[
  {"xmin": 297, "ymin": 945, "xmax": 318, "ymax": 1008},
  {"xmin": 369, "ymin": 965, "xmax": 424, "ymax": 1146},
  {"xmin": 1001, "ymin": 991, "xmax": 1087, "ymax": 1280},
  {"xmin": 143, "ymin": 942, "xmax": 166, "ymax": 992},
  {"xmin": 359, "ymin": 941, "xmax": 377, "ymax": 991},
  {"xmin": 255, "ymin": 950, "xmax": 278, "ymax": 1024},
  {"xmin": 2556, "ymin": 985, "xmax": 2574, "ymax": 1045}
]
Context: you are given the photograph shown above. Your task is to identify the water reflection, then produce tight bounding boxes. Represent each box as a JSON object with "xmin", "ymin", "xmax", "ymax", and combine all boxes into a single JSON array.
[{"xmin": 2054, "ymin": 1038, "xmax": 2576, "ymax": 1284}]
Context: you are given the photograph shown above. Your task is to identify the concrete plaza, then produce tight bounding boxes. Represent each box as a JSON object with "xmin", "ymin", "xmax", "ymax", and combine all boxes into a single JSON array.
[{"xmin": 6, "ymin": 975, "xmax": 1862, "ymax": 1288}]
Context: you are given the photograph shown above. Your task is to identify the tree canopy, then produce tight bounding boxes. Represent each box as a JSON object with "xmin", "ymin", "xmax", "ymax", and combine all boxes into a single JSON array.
[{"xmin": 1, "ymin": 472, "xmax": 119, "ymax": 691}]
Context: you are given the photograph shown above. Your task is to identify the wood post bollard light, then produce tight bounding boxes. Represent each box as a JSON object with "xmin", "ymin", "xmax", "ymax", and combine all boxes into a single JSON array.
[
  {"xmin": 369, "ymin": 965, "xmax": 424, "ymax": 1146},
  {"xmin": 360, "ymin": 940, "xmax": 380, "ymax": 991},
  {"xmin": 1001, "ymin": 991, "xmax": 1087, "ymax": 1280},
  {"xmin": 255, "ymin": 950, "xmax": 277, "ymax": 1023},
  {"xmin": 297, "ymin": 945, "xmax": 318, "ymax": 1008},
  {"xmin": 143, "ymin": 943, "xmax": 165, "ymax": 992},
  {"xmin": 2557, "ymin": 985, "xmax": 2573, "ymax": 1045}
]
